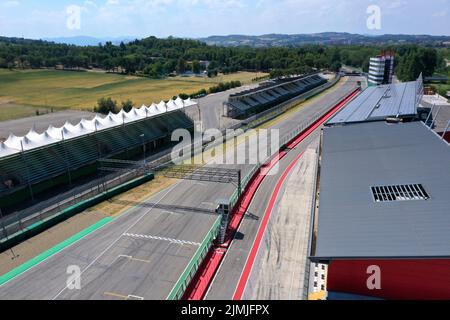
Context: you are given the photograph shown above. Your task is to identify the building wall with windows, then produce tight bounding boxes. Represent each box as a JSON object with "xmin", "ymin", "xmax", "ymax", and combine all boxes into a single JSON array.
[{"xmin": 368, "ymin": 54, "xmax": 394, "ymax": 86}]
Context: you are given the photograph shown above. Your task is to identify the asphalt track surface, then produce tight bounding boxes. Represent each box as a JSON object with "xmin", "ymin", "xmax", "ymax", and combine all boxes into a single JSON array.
[
  {"xmin": 0, "ymin": 77, "xmax": 357, "ymax": 300},
  {"xmin": 0, "ymin": 110, "xmax": 95, "ymax": 140},
  {"xmin": 206, "ymin": 120, "xmax": 323, "ymax": 300},
  {"xmin": 207, "ymin": 81, "xmax": 360, "ymax": 300}
]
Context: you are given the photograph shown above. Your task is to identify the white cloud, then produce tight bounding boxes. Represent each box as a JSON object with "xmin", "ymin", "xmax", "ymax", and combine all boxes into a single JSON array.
[
  {"xmin": 432, "ymin": 10, "xmax": 447, "ymax": 17},
  {"xmin": 84, "ymin": 1, "xmax": 98, "ymax": 8},
  {"xmin": 0, "ymin": 0, "xmax": 449, "ymax": 39},
  {"xmin": 3, "ymin": 0, "xmax": 20, "ymax": 8},
  {"xmin": 387, "ymin": 0, "xmax": 407, "ymax": 9}
]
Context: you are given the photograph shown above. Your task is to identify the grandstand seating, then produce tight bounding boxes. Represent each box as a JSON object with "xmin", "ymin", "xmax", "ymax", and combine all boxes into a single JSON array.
[
  {"xmin": 0, "ymin": 110, "xmax": 193, "ymax": 196},
  {"xmin": 226, "ymin": 73, "xmax": 327, "ymax": 118}
]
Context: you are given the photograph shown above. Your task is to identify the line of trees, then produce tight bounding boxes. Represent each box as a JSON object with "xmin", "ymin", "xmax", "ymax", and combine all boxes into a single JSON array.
[
  {"xmin": 94, "ymin": 97, "xmax": 135, "ymax": 114},
  {"xmin": 95, "ymin": 80, "xmax": 243, "ymax": 114},
  {"xmin": 0, "ymin": 36, "xmax": 446, "ymax": 81},
  {"xmin": 177, "ymin": 80, "xmax": 242, "ymax": 100}
]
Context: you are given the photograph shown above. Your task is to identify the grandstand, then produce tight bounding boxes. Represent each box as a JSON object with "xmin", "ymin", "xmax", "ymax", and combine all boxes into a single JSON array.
[
  {"xmin": 225, "ymin": 74, "xmax": 327, "ymax": 118},
  {"xmin": 0, "ymin": 98, "xmax": 197, "ymax": 212}
]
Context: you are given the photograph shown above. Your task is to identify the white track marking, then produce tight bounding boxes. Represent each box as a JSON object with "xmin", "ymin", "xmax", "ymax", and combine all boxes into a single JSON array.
[
  {"xmin": 123, "ymin": 233, "xmax": 201, "ymax": 246},
  {"xmin": 0, "ymin": 181, "xmax": 181, "ymax": 290},
  {"xmin": 51, "ymin": 181, "xmax": 181, "ymax": 300}
]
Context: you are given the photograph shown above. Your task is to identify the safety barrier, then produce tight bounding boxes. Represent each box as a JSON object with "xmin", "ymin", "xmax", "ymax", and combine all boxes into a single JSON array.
[
  {"xmin": 166, "ymin": 74, "xmax": 349, "ymax": 300},
  {"xmin": 241, "ymin": 75, "xmax": 341, "ymax": 131},
  {"xmin": 166, "ymin": 215, "xmax": 222, "ymax": 300},
  {"xmin": 0, "ymin": 173, "xmax": 154, "ymax": 252},
  {"xmin": 181, "ymin": 88, "xmax": 361, "ymax": 300}
]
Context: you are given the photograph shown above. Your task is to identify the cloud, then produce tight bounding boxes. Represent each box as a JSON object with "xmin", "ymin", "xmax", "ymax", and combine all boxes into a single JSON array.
[
  {"xmin": 387, "ymin": 0, "xmax": 407, "ymax": 9},
  {"xmin": 0, "ymin": 0, "xmax": 449, "ymax": 39},
  {"xmin": 3, "ymin": 0, "xmax": 20, "ymax": 8},
  {"xmin": 432, "ymin": 10, "xmax": 447, "ymax": 17},
  {"xmin": 84, "ymin": 1, "xmax": 98, "ymax": 8}
]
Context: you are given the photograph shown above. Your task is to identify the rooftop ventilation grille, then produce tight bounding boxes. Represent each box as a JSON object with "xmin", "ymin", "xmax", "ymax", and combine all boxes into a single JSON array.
[{"xmin": 371, "ymin": 184, "xmax": 429, "ymax": 202}]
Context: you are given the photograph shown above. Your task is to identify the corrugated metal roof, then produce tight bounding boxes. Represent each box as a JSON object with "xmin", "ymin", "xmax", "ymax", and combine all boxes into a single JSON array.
[
  {"xmin": 313, "ymin": 121, "xmax": 450, "ymax": 260},
  {"xmin": 327, "ymin": 80, "xmax": 420, "ymax": 125}
]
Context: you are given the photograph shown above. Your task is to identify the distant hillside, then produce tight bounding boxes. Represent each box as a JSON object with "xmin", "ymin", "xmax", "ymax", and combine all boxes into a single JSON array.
[
  {"xmin": 42, "ymin": 36, "xmax": 135, "ymax": 46},
  {"xmin": 199, "ymin": 32, "xmax": 450, "ymax": 47}
]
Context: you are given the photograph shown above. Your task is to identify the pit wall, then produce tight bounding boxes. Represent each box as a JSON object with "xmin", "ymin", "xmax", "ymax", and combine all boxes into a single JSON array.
[
  {"xmin": 168, "ymin": 86, "xmax": 360, "ymax": 300},
  {"xmin": 0, "ymin": 173, "xmax": 154, "ymax": 252}
]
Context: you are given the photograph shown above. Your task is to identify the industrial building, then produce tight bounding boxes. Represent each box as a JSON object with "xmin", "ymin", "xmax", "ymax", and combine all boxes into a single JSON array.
[
  {"xmin": 224, "ymin": 74, "xmax": 327, "ymax": 118},
  {"xmin": 309, "ymin": 76, "xmax": 450, "ymax": 300},
  {"xmin": 368, "ymin": 51, "xmax": 395, "ymax": 86},
  {"xmin": 327, "ymin": 75, "xmax": 423, "ymax": 125}
]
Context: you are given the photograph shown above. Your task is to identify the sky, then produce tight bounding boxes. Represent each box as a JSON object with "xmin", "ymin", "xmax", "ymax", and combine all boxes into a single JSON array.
[{"xmin": 0, "ymin": 0, "xmax": 449, "ymax": 39}]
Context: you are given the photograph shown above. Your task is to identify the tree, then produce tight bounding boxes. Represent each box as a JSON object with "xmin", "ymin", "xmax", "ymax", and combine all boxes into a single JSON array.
[
  {"xmin": 207, "ymin": 69, "xmax": 218, "ymax": 78},
  {"xmin": 103, "ymin": 58, "xmax": 114, "ymax": 72},
  {"xmin": 176, "ymin": 58, "xmax": 187, "ymax": 74},
  {"xmin": 192, "ymin": 60, "xmax": 201, "ymax": 74},
  {"xmin": 396, "ymin": 47, "xmax": 438, "ymax": 81},
  {"xmin": 95, "ymin": 97, "xmax": 118, "ymax": 114},
  {"xmin": 121, "ymin": 99, "xmax": 134, "ymax": 112},
  {"xmin": 330, "ymin": 61, "xmax": 342, "ymax": 72},
  {"xmin": 177, "ymin": 93, "xmax": 190, "ymax": 100}
]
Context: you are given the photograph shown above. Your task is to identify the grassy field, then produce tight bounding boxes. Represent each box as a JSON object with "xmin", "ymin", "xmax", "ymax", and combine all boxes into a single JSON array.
[{"xmin": 0, "ymin": 69, "xmax": 268, "ymax": 121}]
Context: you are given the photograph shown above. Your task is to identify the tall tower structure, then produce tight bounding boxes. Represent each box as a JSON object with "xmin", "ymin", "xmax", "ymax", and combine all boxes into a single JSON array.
[{"xmin": 368, "ymin": 50, "xmax": 395, "ymax": 86}]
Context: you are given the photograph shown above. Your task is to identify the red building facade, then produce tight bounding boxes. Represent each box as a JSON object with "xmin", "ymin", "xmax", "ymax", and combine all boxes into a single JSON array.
[{"xmin": 327, "ymin": 259, "xmax": 450, "ymax": 300}]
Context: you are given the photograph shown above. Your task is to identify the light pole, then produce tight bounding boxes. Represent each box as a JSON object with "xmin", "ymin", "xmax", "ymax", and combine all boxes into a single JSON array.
[{"xmin": 140, "ymin": 134, "xmax": 146, "ymax": 165}]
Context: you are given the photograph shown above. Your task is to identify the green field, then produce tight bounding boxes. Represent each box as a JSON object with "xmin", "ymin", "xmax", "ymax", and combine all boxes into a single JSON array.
[{"xmin": 0, "ymin": 69, "xmax": 268, "ymax": 121}]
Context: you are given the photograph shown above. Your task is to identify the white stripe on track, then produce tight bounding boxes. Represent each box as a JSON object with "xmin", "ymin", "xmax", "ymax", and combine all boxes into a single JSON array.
[{"xmin": 123, "ymin": 233, "xmax": 200, "ymax": 246}]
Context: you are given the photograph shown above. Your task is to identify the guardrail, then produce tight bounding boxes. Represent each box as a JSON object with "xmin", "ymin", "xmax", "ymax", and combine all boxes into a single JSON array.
[
  {"xmin": 241, "ymin": 75, "xmax": 341, "ymax": 130},
  {"xmin": 0, "ymin": 173, "xmax": 154, "ymax": 252},
  {"xmin": 166, "ymin": 215, "xmax": 222, "ymax": 300},
  {"xmin": 230, "ymin": 87, "xmax": 360, "ymax": 214},
  {"xmin": 0, "ymin": 75, "xmax": 342, "ymax": 243},
  {"xmin": 179, "ymin": 87, "xmax": 360, "ymax": 301},
  {"xmin": 0, "ymin": 165, "xmax": 148, "ymax": 242},
  {"xmin": 167, "ymin": 76, "xmax": 355, "ymax": 300}
]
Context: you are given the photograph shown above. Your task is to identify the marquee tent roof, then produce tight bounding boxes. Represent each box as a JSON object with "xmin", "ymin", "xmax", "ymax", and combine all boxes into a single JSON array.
[{"xmin": 0, "ymin": 97, "xmax": 196, "ymax": 158}]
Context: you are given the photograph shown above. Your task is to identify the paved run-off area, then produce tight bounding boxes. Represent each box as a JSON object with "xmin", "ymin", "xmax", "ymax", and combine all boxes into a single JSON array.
[
  {"xmin": 0, "ymin": 76, "xmax": 360, "ymax": 300},
  {"xmin": 243, "ymin": 141, "xmax": 319, "ymax": 300}
]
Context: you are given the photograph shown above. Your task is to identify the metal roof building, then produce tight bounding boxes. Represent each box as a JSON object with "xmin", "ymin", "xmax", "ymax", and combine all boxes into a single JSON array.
[
  {"xmin": 311, "ymin": 121, "xmax": 450, "ymax": 261},
  {"xmin": 326, "ymin": 76, "xmax": 423, "ymax": 126}
]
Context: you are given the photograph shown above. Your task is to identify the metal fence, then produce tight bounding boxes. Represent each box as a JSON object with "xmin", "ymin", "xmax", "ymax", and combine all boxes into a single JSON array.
[
  {"xmin": 0, "ymin": 74, "xmax": 344, "ymax": 244},
  {"xmin": 166, "ymin": 216, "xmax": 222, "ymax": 300},
  {"xmin": 0, "ymin": 167, "xmax": 143, "ymax": 241},
  {"xmin": 166, "ymin": 79, "xmax": 356, "ymax": 300}
]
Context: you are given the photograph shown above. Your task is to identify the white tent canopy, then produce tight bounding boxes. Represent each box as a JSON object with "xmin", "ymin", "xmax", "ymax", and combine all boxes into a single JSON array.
[{"xmin": 0, "ymin": 97, "xmax": 197, "ymax": 158}]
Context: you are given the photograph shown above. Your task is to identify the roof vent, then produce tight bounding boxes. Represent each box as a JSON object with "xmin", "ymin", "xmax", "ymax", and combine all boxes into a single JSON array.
[{"xmin": 371, "ymin": 184, "xmax": 429, "ymax": 202}]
